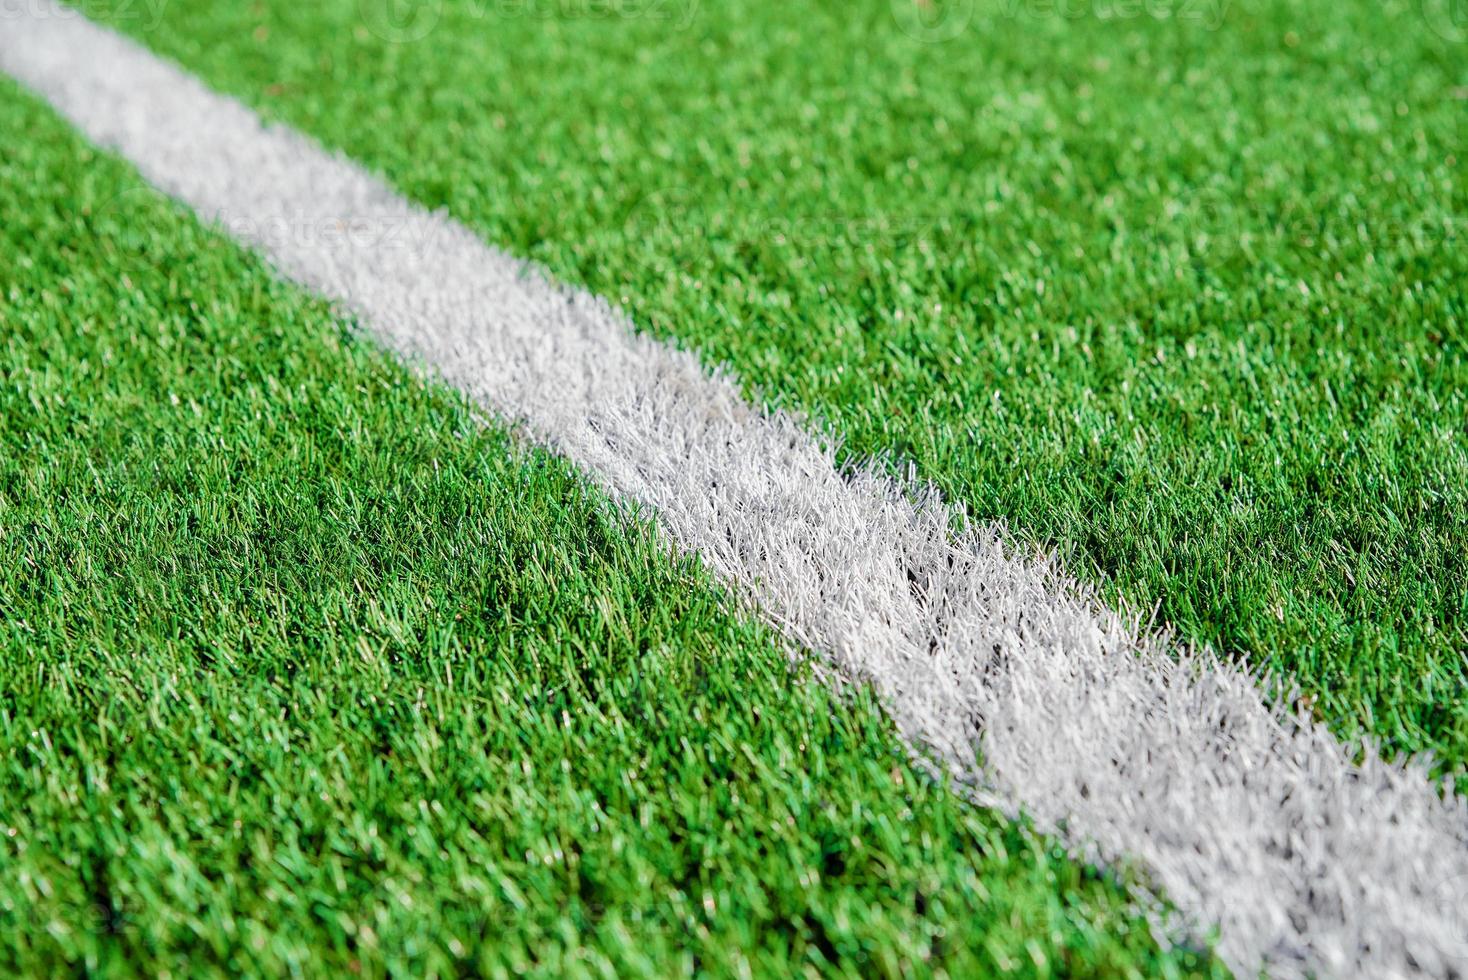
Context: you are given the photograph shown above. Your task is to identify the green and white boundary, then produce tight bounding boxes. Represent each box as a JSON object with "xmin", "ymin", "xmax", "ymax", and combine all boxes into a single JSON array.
[{"xmin": 3, "ymin": 4, "xmax": 1465, "ymax": 975}]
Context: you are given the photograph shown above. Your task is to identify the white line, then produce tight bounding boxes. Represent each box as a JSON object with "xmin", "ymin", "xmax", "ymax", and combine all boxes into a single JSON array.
[{"xmin": 3, "ymin": 6, "xmax": 1465, "ymax": 976}]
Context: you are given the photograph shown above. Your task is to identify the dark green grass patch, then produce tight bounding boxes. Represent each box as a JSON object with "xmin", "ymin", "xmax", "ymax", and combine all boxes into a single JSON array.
[
  {"xmin": 93, "ymin": 0, "xmax": 1468, "ymax": 768},
  {"xmin": 0, "ymin": 85, "xmax": 1216, "ymax": 977}
]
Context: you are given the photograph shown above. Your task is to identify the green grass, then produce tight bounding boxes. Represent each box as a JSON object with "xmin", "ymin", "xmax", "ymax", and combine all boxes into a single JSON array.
[
  {"xmin": 91, "ymin": 0, "xmax": 1468, "ymax": 768},
  {"xmin": 0, "ymin": 84, "xmax": 1220, "ymax": 977}
]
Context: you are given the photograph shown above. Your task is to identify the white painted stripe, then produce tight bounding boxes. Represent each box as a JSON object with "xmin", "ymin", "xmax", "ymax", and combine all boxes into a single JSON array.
[{"xmin": 3, "ymin": 6, "xmax": 1465, "ymax": 976}]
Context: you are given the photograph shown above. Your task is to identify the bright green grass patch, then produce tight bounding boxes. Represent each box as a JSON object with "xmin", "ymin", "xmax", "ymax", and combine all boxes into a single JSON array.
[
  {"xmin": 93, "ymin": 0, "xmax": 1468, "ymax": 767},
  {"xmin": 0, "ymin": 84, "xmax": 1219, "ymax": 977}
]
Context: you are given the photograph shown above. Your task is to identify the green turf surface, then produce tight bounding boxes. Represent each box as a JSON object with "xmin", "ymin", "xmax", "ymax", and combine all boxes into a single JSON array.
[
  {"xmin": 0, "ymin": 84, "xmax": 1222, "ymax": 977},
  {"xmin": 87, "ymin": 0, "xmax": 1468, "ymax": 768}
]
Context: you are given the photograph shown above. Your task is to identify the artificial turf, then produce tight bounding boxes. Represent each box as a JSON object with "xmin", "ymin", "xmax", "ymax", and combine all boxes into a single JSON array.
[
  {"xmin": 88, "ymin": 0, "xmax": 1468, "ymax": 768},
  {"xmin": 0, "ymin": 83, "xmax": 1223, "ymax": 976}
]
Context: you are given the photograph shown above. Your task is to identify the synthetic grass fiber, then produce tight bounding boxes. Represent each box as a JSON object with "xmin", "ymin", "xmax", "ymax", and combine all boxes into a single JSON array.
[
  {"xmin": 4, "ymin": 9, "xmax": 1466, "ymax": 976},
  {"xmin": 85, "ymin": 0, "xmax": 1468, "ymax": 768},
  {"xmin": 0, "ymin": 80, "xmax": 1214, "ymax": 977}
]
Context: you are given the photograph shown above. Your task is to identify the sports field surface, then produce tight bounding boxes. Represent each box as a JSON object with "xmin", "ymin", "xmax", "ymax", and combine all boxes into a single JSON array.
[{"xmin": 1, "ymin": 0, "xmax": 1464, "ymax": 976}]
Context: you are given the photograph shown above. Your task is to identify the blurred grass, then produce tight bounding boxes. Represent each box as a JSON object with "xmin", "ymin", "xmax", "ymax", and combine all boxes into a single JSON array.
[
  {"xmin": 93, "ymin": 0, "xmax": 1468, "ymax": 767},
  {"xmin": 0, "ymin": 84, "xmax": 1219, "ymax": 977}
]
